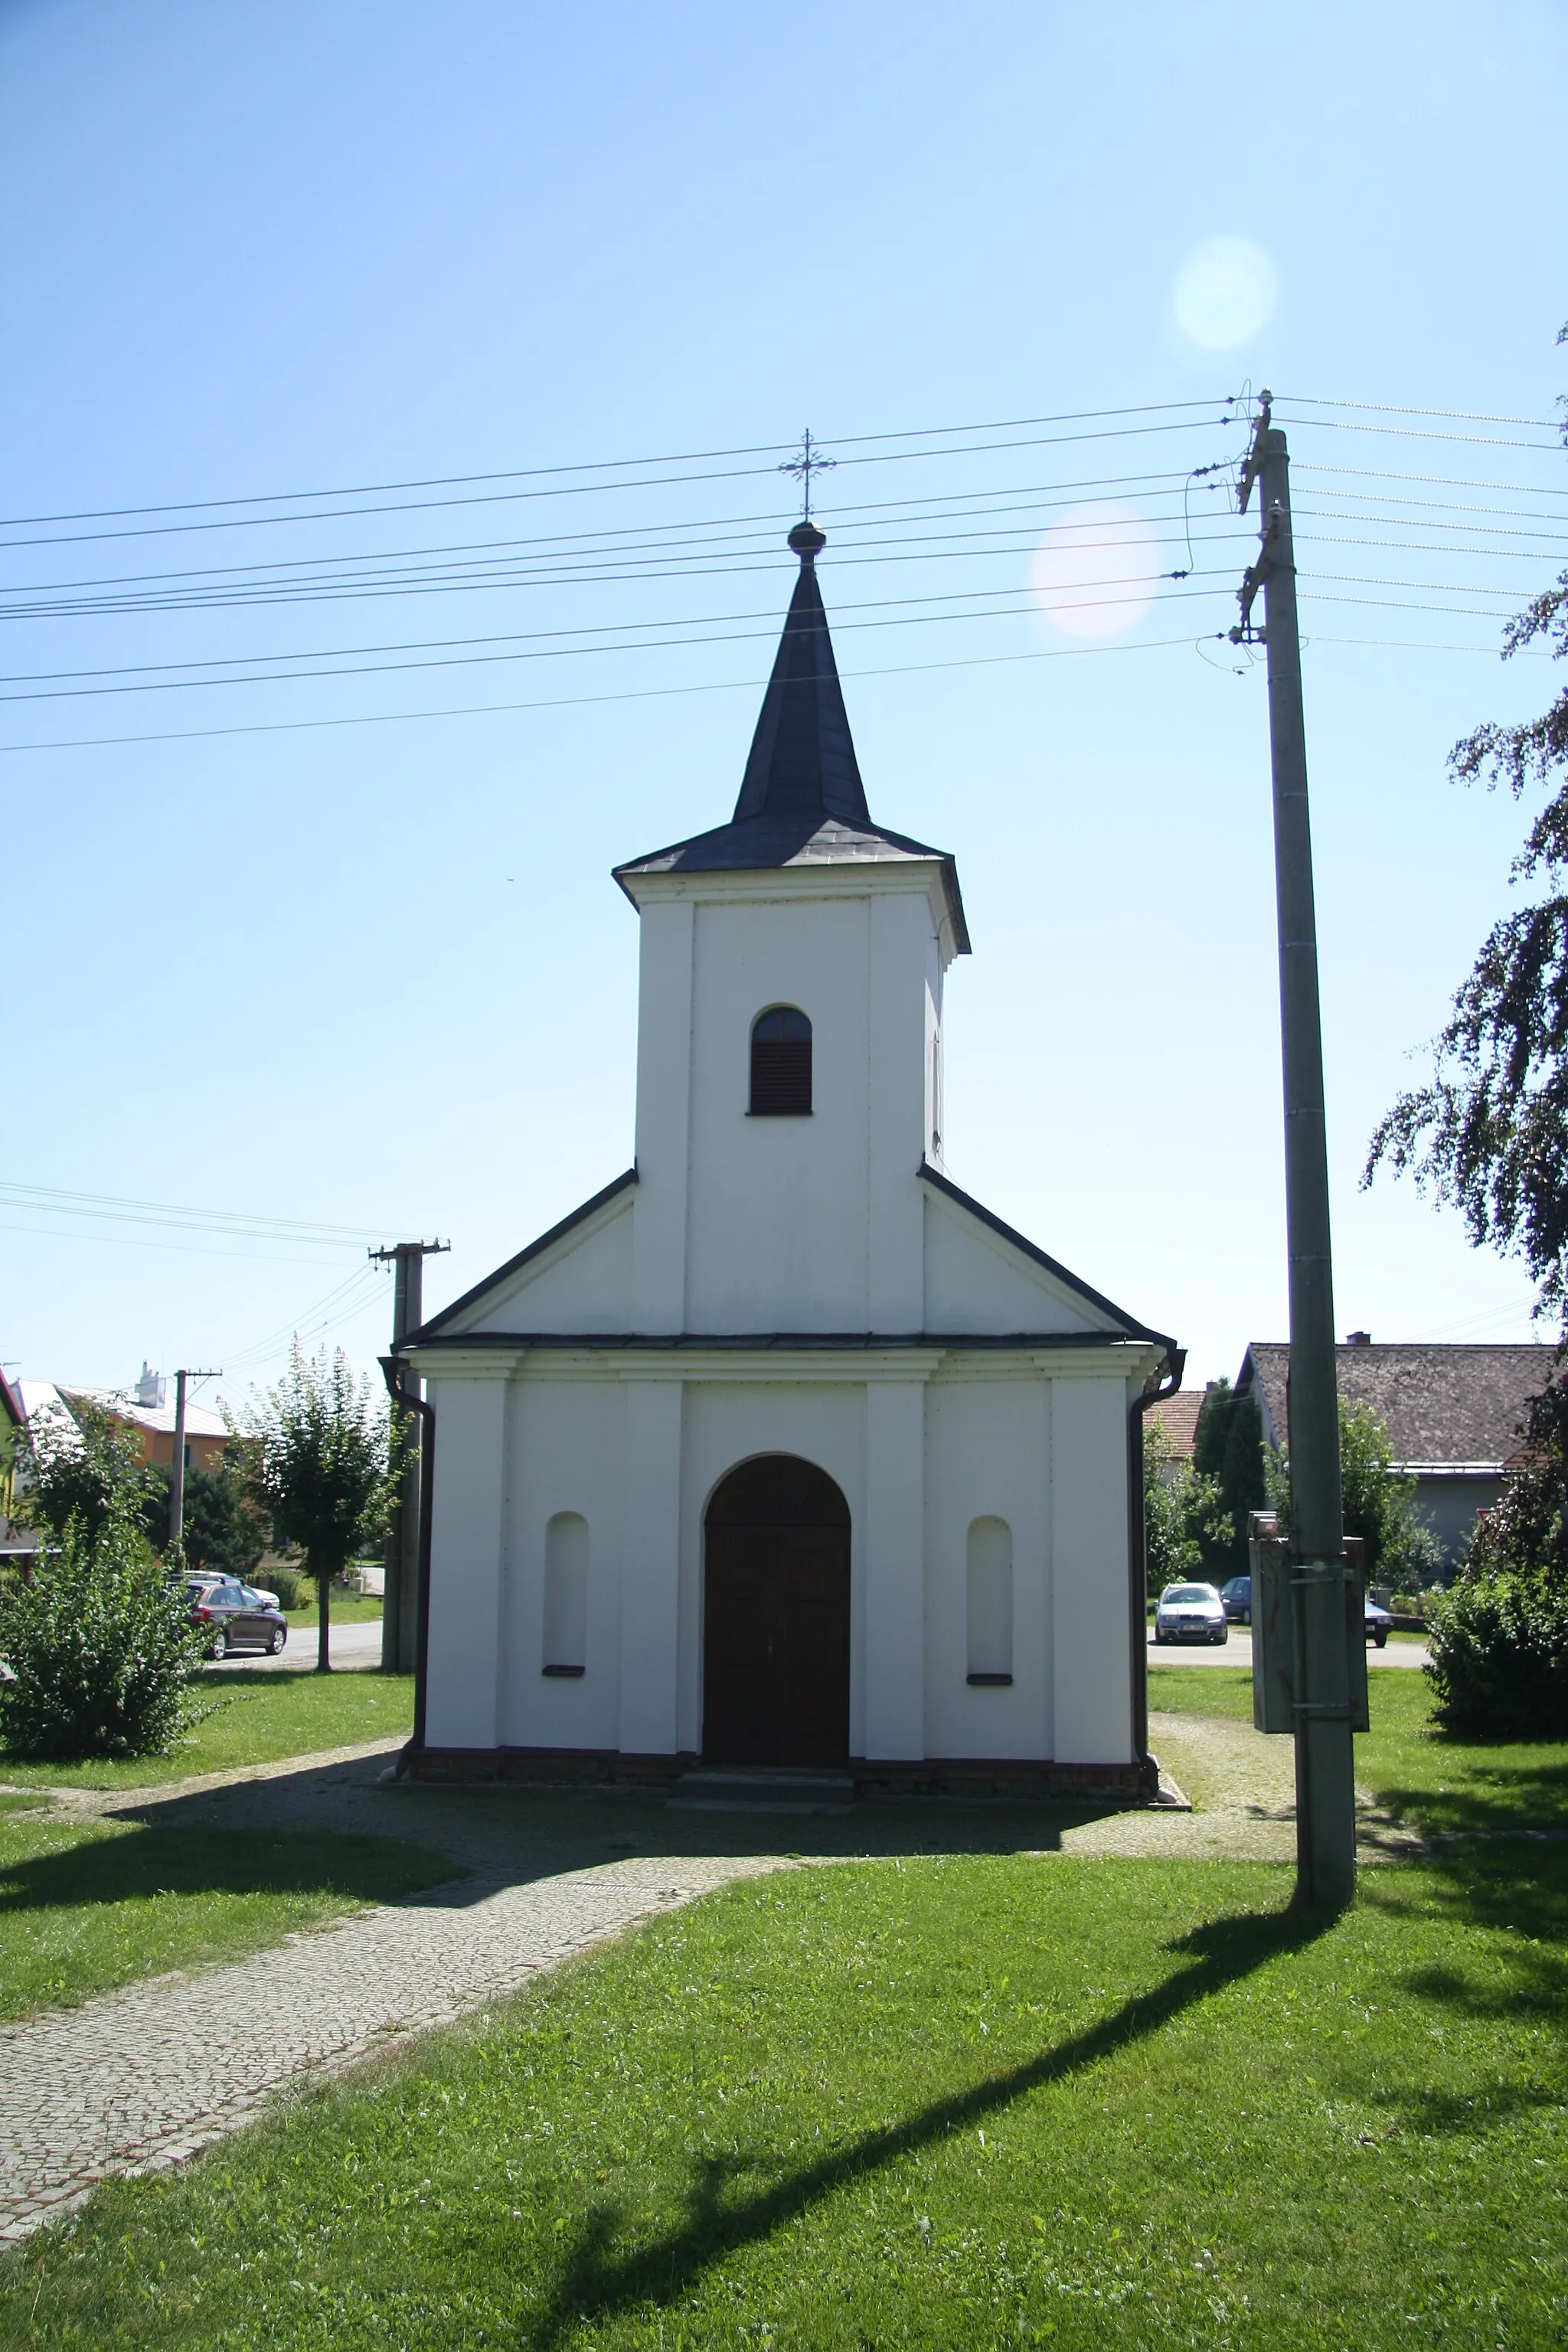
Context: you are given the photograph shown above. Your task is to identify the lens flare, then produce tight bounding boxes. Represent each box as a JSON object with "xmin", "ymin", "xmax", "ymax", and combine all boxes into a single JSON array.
[
  {"xmin": 1030, "ymin": 501, "xmax": 1160, "ymax": 641},
  {"xmin": 1171, "ymin": 236, "xmax": 1279, "ymax": 351}
]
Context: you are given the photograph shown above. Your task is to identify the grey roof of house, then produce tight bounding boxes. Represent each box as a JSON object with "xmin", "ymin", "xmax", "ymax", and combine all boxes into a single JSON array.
[
  {"xmin": 613, "ymin": 525, "xmax": 970, "ymax": 952},
  {"xmin": 1236, "ymin": 1341, "xmax": 1558, "ymax": 1468}
]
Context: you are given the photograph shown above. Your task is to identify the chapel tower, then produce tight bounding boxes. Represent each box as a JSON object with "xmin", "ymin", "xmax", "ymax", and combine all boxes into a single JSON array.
[{"xmin": 613, "ymin": 524, "xmax": 969, "ymax": 1336}]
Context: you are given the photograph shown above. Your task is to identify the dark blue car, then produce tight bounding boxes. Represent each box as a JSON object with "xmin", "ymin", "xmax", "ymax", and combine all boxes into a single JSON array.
[{"xmin": 1220, "ymin": 1572, "xmax": 1393, "ymax": 1646}]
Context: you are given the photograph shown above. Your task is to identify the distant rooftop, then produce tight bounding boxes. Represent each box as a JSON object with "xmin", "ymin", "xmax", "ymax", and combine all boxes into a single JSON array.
[{"xmin": 1237, "ymin": 1341, "xmax": 1558, "ymax": 1470}]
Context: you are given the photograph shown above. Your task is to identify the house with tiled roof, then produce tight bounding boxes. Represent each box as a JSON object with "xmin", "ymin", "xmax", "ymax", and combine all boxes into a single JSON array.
[
  {"xmin": 1146, "ymin": 1387, "xmax": 1205, "ymax": 1462},
  {"xmin": 1234, "ymin": 1337, "xmax": 1557, "ymax": 1566}
]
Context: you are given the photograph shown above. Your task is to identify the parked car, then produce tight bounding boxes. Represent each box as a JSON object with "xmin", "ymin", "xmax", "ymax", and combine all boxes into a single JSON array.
[
  {"xmin": 1218, "ymin": 1571, "xmax": 1393, "ymax": 1646},
  {"xmin": 185, "ymin": 1576, "xmax": 288, "ymax": 1659},
  {"xmin": 1153, "ymin": 1582, "xmax": 1228, "ymax": 1645},
  {"xmin": 1220, "ymin": 1574, "xmax": 1252, "ymax": 1624}
]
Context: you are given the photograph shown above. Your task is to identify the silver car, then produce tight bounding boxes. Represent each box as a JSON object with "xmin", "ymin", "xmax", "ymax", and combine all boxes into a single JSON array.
[{"xmin": 1154, "ymin": 1581, "xmax": 1229, "ymax": 1645}]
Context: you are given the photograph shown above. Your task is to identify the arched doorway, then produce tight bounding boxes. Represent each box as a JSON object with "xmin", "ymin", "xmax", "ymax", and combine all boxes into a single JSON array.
[{"xmin": 702, "ymin": 1455, "xmax": 851, "ymax": 1766}]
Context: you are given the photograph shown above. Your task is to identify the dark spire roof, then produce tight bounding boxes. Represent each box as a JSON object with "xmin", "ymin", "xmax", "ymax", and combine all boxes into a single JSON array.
[
  {"xmin": 614, "ymin": 524, "xmax": 969, "ymax": 951},
  {"xmin": 732, "ymin": 521, "xmax": 869, "ymax": 827}
]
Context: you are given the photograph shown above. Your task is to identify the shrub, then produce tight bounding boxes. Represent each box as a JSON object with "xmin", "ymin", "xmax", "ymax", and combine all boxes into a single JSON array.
[
  {"xmin": 0, "ymin": 1501, "xmax": 207, "ymax": 1760},
  {"xmin": 263, "ymin": 1565, "xmax": 307, "ymax": 1611},
  {"xmin": 1426, "ymin": 1571, "xmax": 1568, "ymax": 1738},
  {"xmin": 1426, "ymin": 1368, "xmax": 1568, "ymax": 1738}
]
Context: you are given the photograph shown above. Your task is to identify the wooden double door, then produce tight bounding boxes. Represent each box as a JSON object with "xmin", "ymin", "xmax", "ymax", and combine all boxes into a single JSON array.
[{"xmin": 701, "ymin": 1455, "xmax": 851, "ymax": 1767}]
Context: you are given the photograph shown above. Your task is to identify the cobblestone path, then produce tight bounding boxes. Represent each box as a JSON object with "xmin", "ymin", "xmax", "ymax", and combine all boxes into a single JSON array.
[{"xmin": 0, "ymin": 1751, "xmax": 773, "ymax": 2246}]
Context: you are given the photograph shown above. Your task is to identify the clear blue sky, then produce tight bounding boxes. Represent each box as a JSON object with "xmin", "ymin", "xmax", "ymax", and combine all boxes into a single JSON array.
[{"xmin": 2, "ymin": 0, "xmax": 1565, "ymax": 1414}]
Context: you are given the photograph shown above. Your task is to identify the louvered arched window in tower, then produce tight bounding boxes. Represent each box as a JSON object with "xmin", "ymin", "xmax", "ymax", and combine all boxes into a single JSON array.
[{"xmin": 749, "ymin": 1006, "xmax": 812, "ymax": 1116}]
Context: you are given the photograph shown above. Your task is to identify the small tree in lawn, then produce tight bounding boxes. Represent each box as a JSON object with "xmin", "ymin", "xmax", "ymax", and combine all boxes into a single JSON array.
[
  {"xmin": 141, "ymin": 1454, "xmax": 269, "ymax": 1580},
  {"xmin": 1143, "ymin": 1415, "xmax": 1232, "ymax": 1597},
  {"xmin": 237, "ymin": 1344, "xmax": 394, "ymax": 1671},
  {"xmin": 18, "ymin": 1397, "xmax": 152, "ymax": 1544}
]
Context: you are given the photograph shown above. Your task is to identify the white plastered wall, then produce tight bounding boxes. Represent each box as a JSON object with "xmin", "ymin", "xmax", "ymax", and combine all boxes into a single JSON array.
[
  {"xmin": 923, "ymin": 1370, "xmax": 1053, "ymax": 1760},
  {"xmin": 422, "ymin": 1370, "xmax": 511, "ymax": 1753},
  {"xmin": 496, "ymin": 1374, "xmax": 626, "ymax": 1751},
  {"xmin": 1049, "ymin": 1369, "xmax": 1138, "ymax": 1765},
  {"xmin": 630, "ymin": 868, "xmax": 952, "ymax": 1336}
]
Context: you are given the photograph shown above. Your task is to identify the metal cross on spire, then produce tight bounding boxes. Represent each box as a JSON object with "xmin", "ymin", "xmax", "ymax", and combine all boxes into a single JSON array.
[{"xmin": 779, "ymin": 429, "xmax": 835, "ymax": 521}]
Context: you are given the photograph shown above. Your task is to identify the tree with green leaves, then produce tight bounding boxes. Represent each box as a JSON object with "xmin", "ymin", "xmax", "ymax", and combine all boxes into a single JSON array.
[
  {"xmin": 1365, "ymin": 322, "xmax": 1568, "ymax": 1324},
  {"xmin": 1264, "ymin": 1394, "xmax": 1443, "ymax": 1592},
  {"xmin": 1142, "ymin": 1414, "xmax": 1231, "ymax": 1596},
  {"xmin": 1426, "ymin": 1364, "xmax": 1568, "ymax": 1736},
  {"xmin": 15, "ymin": 1397, "xmax": 151, "ymax": 1545},
  {"xmin": 140, "ymin": 1454, "xmax": 268, "ymax": 1581},
  {"xmin": 234, "ymin": 1344, "xmax": 395, "ymax": 1671},
  {"xmin": 1191, "ymin": 1379, "xmax": 1267, "ymax": 1578}
]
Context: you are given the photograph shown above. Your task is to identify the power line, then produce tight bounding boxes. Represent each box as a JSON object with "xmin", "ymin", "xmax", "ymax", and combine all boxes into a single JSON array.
[
  {"xmin": 0, "ymin": 554, "xmax": 1253, "ymax": 689},
  {"xmin": 2, "ymin": 518, "xmax": 1545, "ymax": 681},
  {"xmin": 1298, "ymin": 462, "xmax": 1568, "ymax": 501},
  {"xmin": 0, "ymin": 577, "xmax": 1238, "ymax": 705},
  {"xmin": 0, "ymin": 516, "xmax": 1258, "ymax": 625},
  {"xmin": 0, "ymin": 467, "xmax": 1221, "ymax": 599},
  {"xmin": 0, "ymin": 401, "xmax": 1233, "ymax": 533},
  {"xmin": 1275, "ymin": 393, "xmax": 1560, "ymax": 430},
  {"xmin": 2, "ymin": 622, "xmax": 1547, "ymax": 759},
  {"xmin": 0, "ymin": 417, "xmax": 1242, "ymax": 554},
  {"xmin": 0, "ymin": 1176, "xmax": 390, "ymax": 1243}
]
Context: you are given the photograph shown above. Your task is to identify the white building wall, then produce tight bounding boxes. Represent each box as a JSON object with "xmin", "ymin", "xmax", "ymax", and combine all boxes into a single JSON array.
[
  {"xmin": 923, "ymin": 1373, "xmax": 1053, "ymax": 1760},
  {"xmin": 684, "ymin": 896, "xmax": 871, "ymax": 1331},
  {"xmin": 863, "ymin": 1377, "xmax": 927, "ymax": 1756},
  {"xmin": 423, "ymin": 1373, "xmax": 510, "ymax": 1752},
  {"xmin": 1050, "ymin": 1372, "xmax": 1137, "ymax": 1765},
  {"xmin": 497, "ymin": 1376, "xmax": 626, "ymax": 1751},
  {"xmin": 631, "ymin": 898, "xmax": 694, "ymax": 1332},
  {"xmin": 619, "ymin": 1379, "xmax": 684, "ymax": 1753},
  {"xmin": 628, "ymin": 868, "xmax": 955, "ymax": 1337}
]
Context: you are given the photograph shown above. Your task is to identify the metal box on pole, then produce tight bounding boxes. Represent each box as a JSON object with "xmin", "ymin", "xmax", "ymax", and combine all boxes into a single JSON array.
[{"xmin": 1252, "ymin": 1510, "xmax": 1369, "ymax": 1737}]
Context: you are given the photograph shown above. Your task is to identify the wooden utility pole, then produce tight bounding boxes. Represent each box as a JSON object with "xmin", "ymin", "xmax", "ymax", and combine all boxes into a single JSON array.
[
  {"xmin": 371, "ymin": 1240, "xmax": 448, "ymax": 1672},
  {"xmin": 1235, "ymin": 396, "xmax": 1357, "ymax": 1909},
  {"xmin": 168, "ymin": 1368, "xmax": 222, "ymax": 1553}
]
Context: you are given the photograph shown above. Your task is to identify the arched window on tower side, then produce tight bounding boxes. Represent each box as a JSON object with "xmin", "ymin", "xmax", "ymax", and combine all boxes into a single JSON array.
[
  {"xmin": 542, "ymin": 1511, "xmax": 588, "ymax": 1677},
  {"xmin": 966, "ymin": 1516, "xmax": 1014, "ymax": 1685},
  {"xmin": 749, "ymin": 1005, "xmax": 812, "ymax": 1116}
]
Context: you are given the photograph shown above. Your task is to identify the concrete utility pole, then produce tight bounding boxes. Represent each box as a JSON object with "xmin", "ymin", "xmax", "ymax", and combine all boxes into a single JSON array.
[
  {"xmin": 1235, "ymin": 397, "xmax": 1357, "ymax": 1909},
  {"xmin": 168, "ymin": 1368, "xmax": 222, "ymax": 1553},
  {"xmin": 371, "ymin": 1240, "xmax": 448, "ymax": 1672}
]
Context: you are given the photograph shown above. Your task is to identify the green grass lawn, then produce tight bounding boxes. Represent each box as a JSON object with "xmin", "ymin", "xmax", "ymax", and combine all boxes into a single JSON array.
[
  {"xmin": 284, "ymin": 1593, "xmax": 384, "ymax": 1628},
  {"xmin": 0, "ymin": 1813, "xmax": 454, "ymax": 2021},
  {"xmin": 1150, "ymin": 1663, "xmax": 1568, "ymax": 1836},
  {"xmin": 5, "ymin": 1844, "xmax": 1563, "ymax": 2350},
  {"xmin": 5, "ymin": 1673, "xmax": 1564, "ymax": 2347},
  {"xmin": 0, "ymin": 1670, "xmax": 413, "ymax": 1793}
]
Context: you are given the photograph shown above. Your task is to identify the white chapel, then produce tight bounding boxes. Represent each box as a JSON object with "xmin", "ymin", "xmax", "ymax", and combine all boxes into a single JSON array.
[{"xmin": 399, "ymin": 521, "xmax": 1181, "ymax": 1795}]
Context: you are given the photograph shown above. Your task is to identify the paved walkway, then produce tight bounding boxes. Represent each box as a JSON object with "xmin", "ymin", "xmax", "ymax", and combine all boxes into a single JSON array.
[{"xmin": 0, "ymin": 1749, "xmax": 773, "ymax": 2245}]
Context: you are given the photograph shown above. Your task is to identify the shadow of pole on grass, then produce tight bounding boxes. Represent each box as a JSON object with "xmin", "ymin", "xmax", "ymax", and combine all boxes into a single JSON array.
[{"xmin": 533, "ymin": 1895, "xmax": 1335, "ymax": 2347}]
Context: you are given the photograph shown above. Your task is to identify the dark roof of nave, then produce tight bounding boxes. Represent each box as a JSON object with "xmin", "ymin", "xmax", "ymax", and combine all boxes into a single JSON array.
[{"xmin": 614, "ymin": 523, "xmax": 970, "ymax": 952}]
